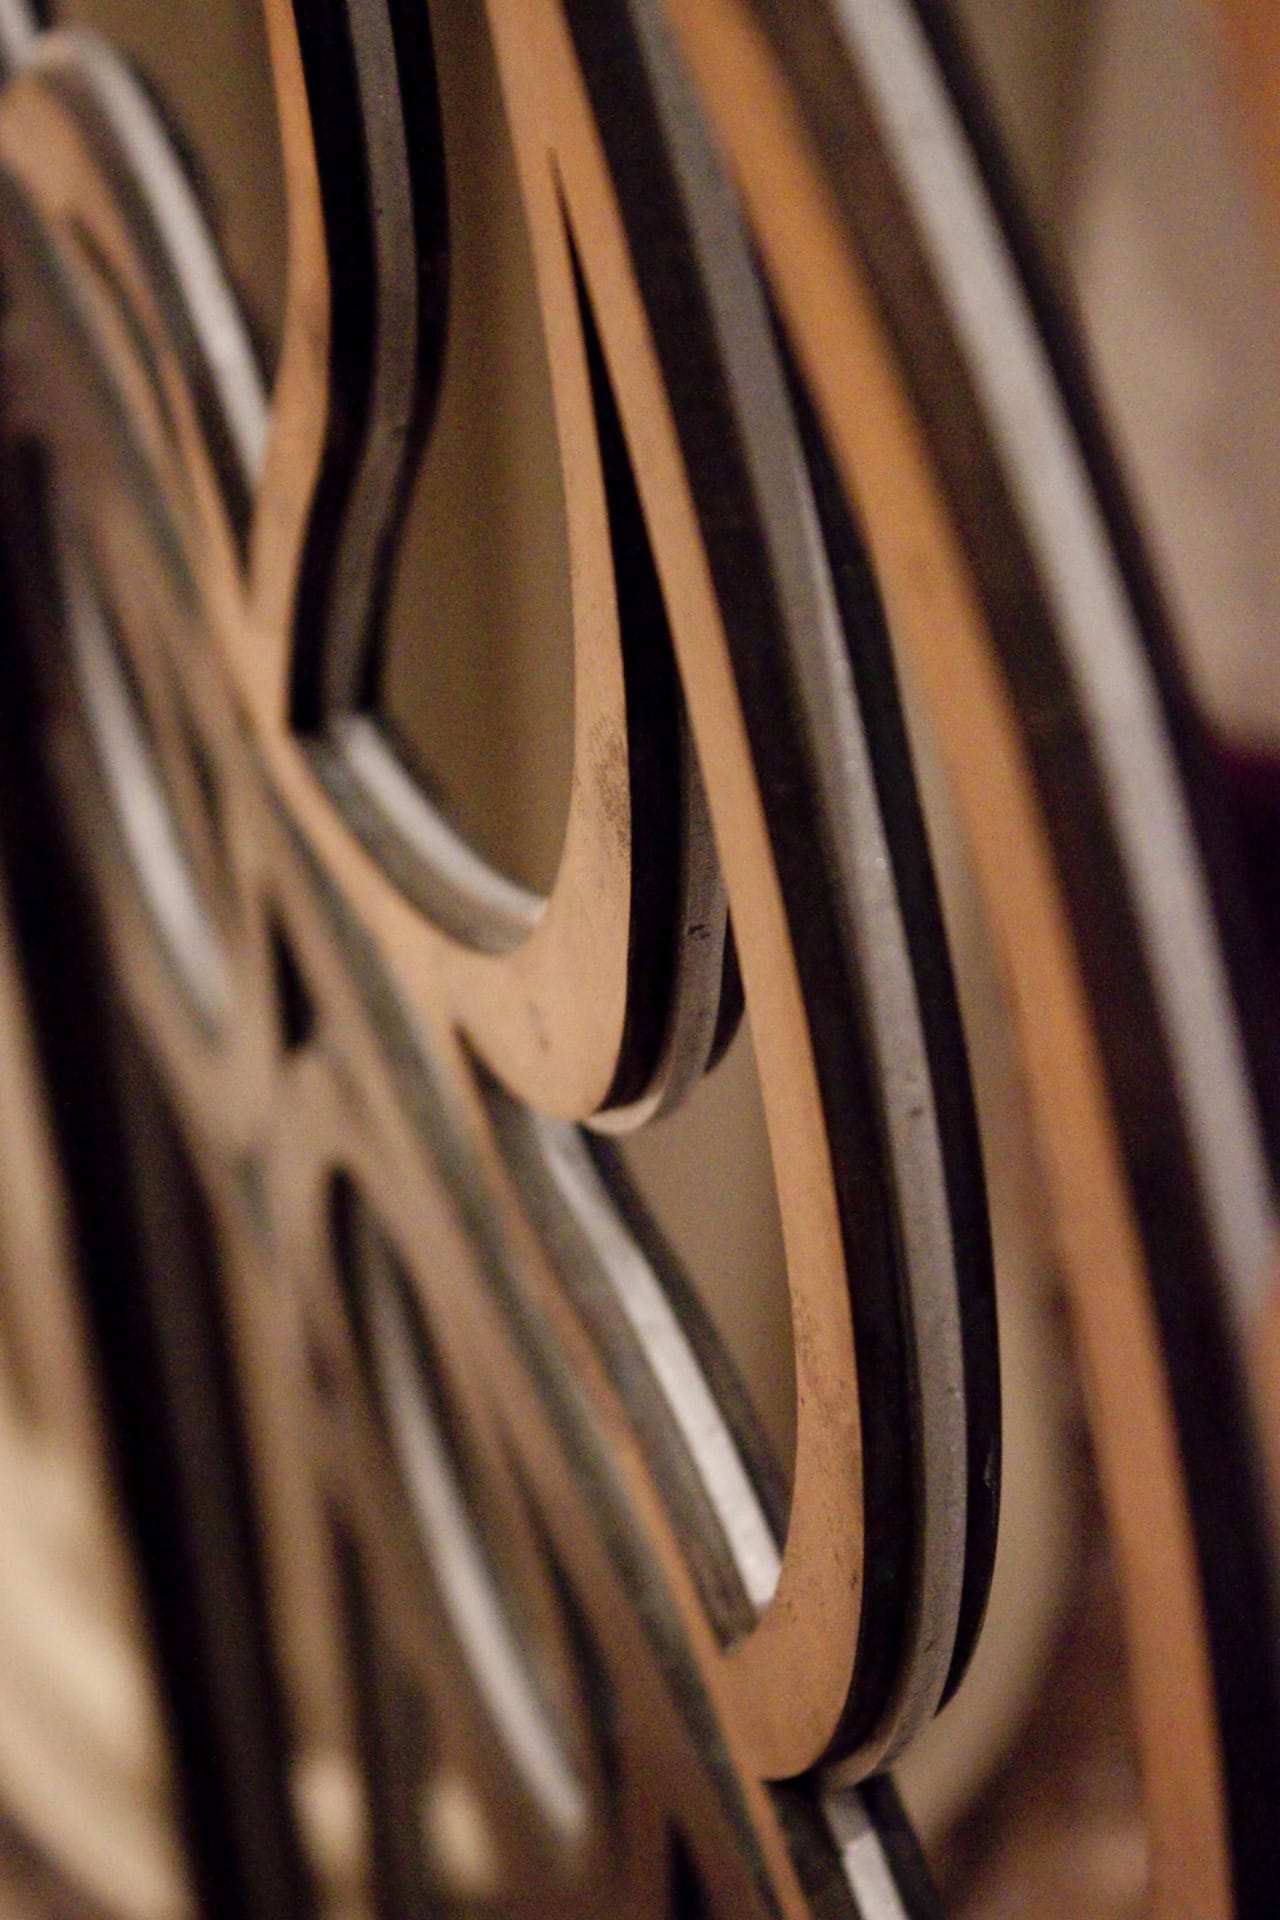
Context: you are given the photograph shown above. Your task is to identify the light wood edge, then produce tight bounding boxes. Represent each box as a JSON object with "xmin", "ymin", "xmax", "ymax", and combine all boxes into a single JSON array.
[
  {"xmin": 0, "ymin": 19, "xmax": 832, "ymax": 1908},
  {"xmin": 246, "ymin": 0, "xmax": 634, "ymax": 1121},
  {"xmin": 520, "ymin": 0, "xmax": 877, "ymax": 1777},
  {"xmin": 662, "ymin": 4, "xmax": 1230, "ymax": 1915},
  {"xmin": 249, "ymin": 0, "xmax": 328, "ymax": 707},
  {"xmin": 245, "ymin": 0, "xmax": 873, "ymax": 1784}
]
